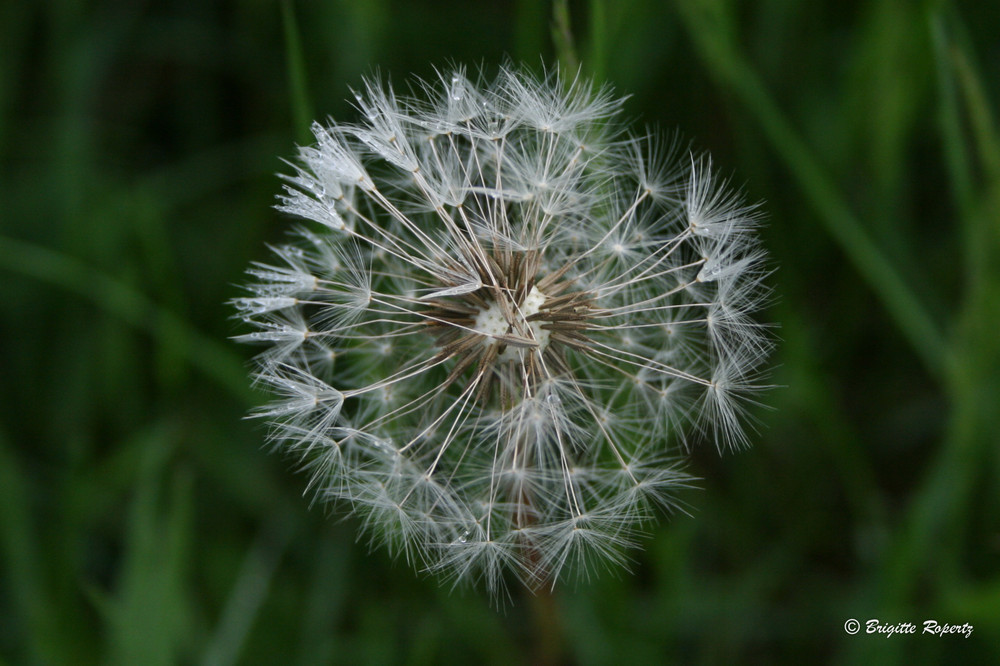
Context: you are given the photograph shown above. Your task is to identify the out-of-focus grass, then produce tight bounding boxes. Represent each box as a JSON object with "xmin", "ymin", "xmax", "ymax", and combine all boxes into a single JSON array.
[
  {"xmin": 280, "ymin": 0, "xmax": 314, "ymax": 145},
  {"xmin": 1, "ymin": 1, "xmax": 998, "ymax": 664}
]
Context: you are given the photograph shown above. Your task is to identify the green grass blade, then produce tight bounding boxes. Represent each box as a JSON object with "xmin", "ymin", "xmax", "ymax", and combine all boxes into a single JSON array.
[
  {"xmin": 280, "ymin": 0, "xmax": 315, "ymax": 144},
  {"xmin": 103, "ymin": 427, "xmax": 193, "ymax": 666},
  {"xmin": 674, "ymin": 0, "xmax": 947, "ymax": 377},
  {"xmin": 202, "ymin": 511, "xmax": 297, "ymax": 666},
  {"xmin": 552, "ymin": 0, "xmax": 579, "ymax": 73},
  {"xmin": 0, "ymin": 235, "xmax": 254, "ymax": 405},
  {"xmin": 879, "ymin": 1, "xmax": 1000, "ymax": 623},
  {"xmin": 514, "ymin": 0, "xmax": 547, "ymax": 64},
  {"xmin": 948, "ymin": 15, "xmax": 1000, "ymax": 185},
  {"xmin": 294, "ymin": 534, "xmax": 352, "ymax": 665},
  {"xmin": 929, "ymin": 10, "xmax": 975, "ymax": 240},
  {"xmin": 587, "ymin": 0, "xmax": 607, "ymax": 80},
  {"xmin": 0, "ymin": 429, "xmax": 69, "ymax": 665}
]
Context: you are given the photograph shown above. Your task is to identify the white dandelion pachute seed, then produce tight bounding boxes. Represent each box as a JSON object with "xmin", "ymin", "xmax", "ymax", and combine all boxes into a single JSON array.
[
  {"xmin": 234, "ymin": 64, "xmax": 772, "ymax": 597},
  {"xmin": 417, "ymin": 280, "xmax": 484, "ymax": 301}
]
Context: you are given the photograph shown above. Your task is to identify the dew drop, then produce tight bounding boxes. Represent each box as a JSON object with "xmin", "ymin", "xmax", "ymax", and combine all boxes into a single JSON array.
[
  {"xmin": 450, "ymin": 75, "xmax": 465, "ymax": 102},
  {"xmin": 697, "ymin": 259, "xmax": 725, "ymax": 282}
]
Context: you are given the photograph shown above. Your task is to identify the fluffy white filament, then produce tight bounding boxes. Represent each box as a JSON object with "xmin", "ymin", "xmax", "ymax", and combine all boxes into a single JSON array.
[{"xmin": 234, "ymin": 65, "xmax": 771, "ymax": 595}]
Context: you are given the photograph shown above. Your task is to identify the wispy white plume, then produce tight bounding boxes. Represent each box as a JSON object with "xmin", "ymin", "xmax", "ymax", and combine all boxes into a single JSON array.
[{"xmin": 234, "ymin": 65, "xmax": 772, "ymax": 596}]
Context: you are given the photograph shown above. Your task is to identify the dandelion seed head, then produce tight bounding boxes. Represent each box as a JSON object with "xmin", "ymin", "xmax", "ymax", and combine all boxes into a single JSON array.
[{"xmin": 235, "ymin": 64, "xmax": 772, "ymax": 596}]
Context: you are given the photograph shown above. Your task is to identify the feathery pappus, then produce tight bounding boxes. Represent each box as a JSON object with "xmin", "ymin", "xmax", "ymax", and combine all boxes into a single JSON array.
[{"xmin": 234, "ymin": 65, "xmax": 772, "ymax": 596}]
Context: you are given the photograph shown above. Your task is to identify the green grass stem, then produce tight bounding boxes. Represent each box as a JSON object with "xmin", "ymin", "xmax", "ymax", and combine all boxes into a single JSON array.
[
  {"xmin": 675, "ymin": 0, "xmax": 948, "ymax": 378},
  {"xmin": 280, "ymin": 0, "xmax": 315, "ymax": 145},
  {"xmin": 0, "ymin": 235, "xmax": 254, "ymax": 405}
]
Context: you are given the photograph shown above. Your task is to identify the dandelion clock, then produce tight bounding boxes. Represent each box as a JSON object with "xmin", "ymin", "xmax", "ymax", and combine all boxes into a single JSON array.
[{"xmin": 233, "ymin": 65, "xmax": 772, "ymax": 596}]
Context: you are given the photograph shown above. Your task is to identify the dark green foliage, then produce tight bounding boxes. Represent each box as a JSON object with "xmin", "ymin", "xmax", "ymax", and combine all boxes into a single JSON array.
[{"xmin": 1, "ymin": 0, "xmax": 997, "ymax": 663}]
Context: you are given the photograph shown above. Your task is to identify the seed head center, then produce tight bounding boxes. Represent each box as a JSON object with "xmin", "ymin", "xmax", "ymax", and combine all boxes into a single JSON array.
[{"xmin": 475, "ymin": 285, "xmax": 551, "ymax": 360}]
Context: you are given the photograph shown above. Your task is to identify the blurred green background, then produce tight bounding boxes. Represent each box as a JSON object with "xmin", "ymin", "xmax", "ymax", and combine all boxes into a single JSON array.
[{"xmin": 2, "ymin": 0, "xmax": 998, "ymax": 663}]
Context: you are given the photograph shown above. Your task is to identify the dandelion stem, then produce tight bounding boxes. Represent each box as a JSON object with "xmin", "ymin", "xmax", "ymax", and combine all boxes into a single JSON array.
[{"xmin": 527, "ymin": 584, "xmax": 566, "ymax": 666}]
